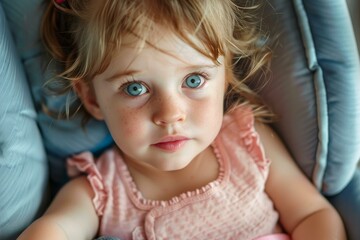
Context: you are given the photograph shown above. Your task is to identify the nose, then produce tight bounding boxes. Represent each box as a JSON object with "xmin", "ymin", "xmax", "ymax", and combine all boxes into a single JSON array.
[{"xmin": 152, "ymin": 94, "xmax": 186, "ymax": 126}]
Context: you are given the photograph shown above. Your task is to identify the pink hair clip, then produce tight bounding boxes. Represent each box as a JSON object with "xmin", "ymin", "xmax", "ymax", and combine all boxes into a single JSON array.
[{"xmin": 55, "ymin": 0, "xmax": 65, "ymax": 4}]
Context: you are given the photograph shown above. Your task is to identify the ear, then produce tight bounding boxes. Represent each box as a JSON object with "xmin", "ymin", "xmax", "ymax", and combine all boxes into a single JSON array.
[{"xmin": 73, "ymin": 80, "xmax": 104, "ymax": 120}]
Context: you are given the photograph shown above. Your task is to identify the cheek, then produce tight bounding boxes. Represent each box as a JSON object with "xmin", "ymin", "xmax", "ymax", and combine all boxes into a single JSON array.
[
  {"xmin": 193, "ymin": 92, "xmax": 224, "ymax": 129},
  {"xmin": 104, "ymin": 107, "xmax": 145, "ymax": 142},
  {"xmin": 92, "ymin": 82, "xmax": 149, "ymax": 149},
  {"xmin": 119, "ymin": 111, "xmax": 139, "ymax": 135}
]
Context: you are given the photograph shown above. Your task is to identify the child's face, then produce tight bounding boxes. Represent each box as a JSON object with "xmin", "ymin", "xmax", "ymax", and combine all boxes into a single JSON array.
[{"xmin": 80, "ymin": 27, "xmax": 226, "ymax": 171}]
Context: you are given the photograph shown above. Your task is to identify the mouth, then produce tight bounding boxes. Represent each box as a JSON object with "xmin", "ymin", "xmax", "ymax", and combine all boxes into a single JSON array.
[{"xmin": 152, "ymin": 136, "xmax": 189, "ymax": 152}]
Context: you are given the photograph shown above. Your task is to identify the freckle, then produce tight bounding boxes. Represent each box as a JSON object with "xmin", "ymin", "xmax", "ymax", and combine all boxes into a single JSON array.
[{"xmin": 121, "ymin": 117, "xmax": 131, "ymax": 127}]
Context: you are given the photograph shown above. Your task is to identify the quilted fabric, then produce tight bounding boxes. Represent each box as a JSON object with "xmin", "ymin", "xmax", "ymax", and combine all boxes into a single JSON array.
[{"xmin": 0, "ymin": 4, "xmax": 48, "ymax": 239}]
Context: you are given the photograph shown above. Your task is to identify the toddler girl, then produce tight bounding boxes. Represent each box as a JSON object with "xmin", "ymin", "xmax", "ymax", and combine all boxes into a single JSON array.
[{"xmin": 19, "ymin": 0, "xmax": 346, "ymax": 239}]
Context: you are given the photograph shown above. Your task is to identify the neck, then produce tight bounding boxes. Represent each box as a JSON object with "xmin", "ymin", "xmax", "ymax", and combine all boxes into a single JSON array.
[{"xmin": 121, "ymin": 146, "xmax": 219, "ymax": 200}]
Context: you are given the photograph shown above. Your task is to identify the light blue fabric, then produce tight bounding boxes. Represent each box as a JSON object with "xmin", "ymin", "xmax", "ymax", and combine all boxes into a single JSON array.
[
  {"xmin": 258, "ymin": 1, "xmax": 360, "ymax": 239},
  {"xmin": 2, "ymin": 0, "xmax": 113, "ymax": 191},
  {"xmin": 292, "ymin": 0, "xmax": 329, "ymax": 193},
  {"xmin": 258, "ymin": 0, "xmax": 360, "ymax": 195},
  {"xmin": 0, "ymin": 4, "xmax": 48, "ymax": 239},
  {"xmin": 300, "ymin": 0, "xmax": 360, "ymax": 196}
]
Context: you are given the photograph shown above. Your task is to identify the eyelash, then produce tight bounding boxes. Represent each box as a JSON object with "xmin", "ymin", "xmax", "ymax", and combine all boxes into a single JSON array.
[
  {"xmin": 118, "ymin": 79, "xmax": 149, "ymax": 96},
  {"xmin": 187, "ymin": 71, "xmax": 210, "ymax": 81},
  {"xmin": 182, "ymin": 71, "xmax": 210, "ymax": 89},
  {"xmin": 118, "ymin": 71, "xmax": 211, "ymax": 94}
]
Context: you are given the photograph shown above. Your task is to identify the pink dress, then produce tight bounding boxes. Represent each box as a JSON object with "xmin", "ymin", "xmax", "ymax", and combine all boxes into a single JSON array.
[{"xmin": 68, "ymin": 106, "xmax": 290, "ymax": 240}]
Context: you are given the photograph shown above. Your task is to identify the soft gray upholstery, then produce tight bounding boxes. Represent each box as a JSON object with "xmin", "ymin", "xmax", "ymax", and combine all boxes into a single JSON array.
[
  {"xmin": 347, "ymin": 0, "xmax": 359, "ymax": 53},
  {"xmin": 256, "ymin": 1, "xmax": 360, "ymax": 239},
  {"xmin": 258, "ymin": 0, "xmax": 360, "ymax": 195}
]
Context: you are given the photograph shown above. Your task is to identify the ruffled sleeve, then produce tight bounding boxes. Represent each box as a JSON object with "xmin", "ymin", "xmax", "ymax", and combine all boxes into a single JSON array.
[
  {"xmin": 221, "ymin": 105, "xmax": 270, "ymax": 178},
  {"xmin": 67, "ymin": 152, "xmax": 107, "ymax": 216}
]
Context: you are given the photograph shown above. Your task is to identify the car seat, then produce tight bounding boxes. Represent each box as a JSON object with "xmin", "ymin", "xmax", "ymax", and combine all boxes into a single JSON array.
[{"xmin": 0, "ymin": 0, "xmax": 359, "ymax": 239}]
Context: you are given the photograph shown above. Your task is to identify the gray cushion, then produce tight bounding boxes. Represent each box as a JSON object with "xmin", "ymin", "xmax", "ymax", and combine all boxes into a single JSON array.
[
  {"xmin": 256, "ymin": 1, "xmax": 360, "ymax": 239},
  {"xmin": 328, "ymin": 169, "xmax": 360, "ymax": 240},
  {"xmin": 0, "ymin": 3, "xmax": 48, "ymax": 239},
  {"xmin": 257, "ymin": 0, "xmax": 360, "ymax": 195}
]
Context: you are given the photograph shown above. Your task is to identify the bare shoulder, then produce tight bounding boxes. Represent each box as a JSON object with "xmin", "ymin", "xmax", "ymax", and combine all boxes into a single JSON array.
[
  {"xmin": 18, "ymin": 176, "xmax": 99, "ymax": 239},
  {"xmin": 49, "ymin": 176, "xmax": 96, "ymax": 209},
  {"xmin": 254, "ymin": 121, "xmax": 336, "ymax": 232},
  {"xmin": 44, "ymin": 176, "xmax": 99, "ymax": 239},
  {"xmin": 253, "ymin": 121, "xmax": 296, "ymax": 172}
]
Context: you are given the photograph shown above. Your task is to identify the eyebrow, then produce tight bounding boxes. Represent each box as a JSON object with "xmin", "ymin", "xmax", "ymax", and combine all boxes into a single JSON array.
[
  {"xmin": 180, "ymin": 63, "xmax": 219, "ymax": 71},
  {"xmin": 105, "ymin": 70, "xmax": 140, "ymax": 82}
]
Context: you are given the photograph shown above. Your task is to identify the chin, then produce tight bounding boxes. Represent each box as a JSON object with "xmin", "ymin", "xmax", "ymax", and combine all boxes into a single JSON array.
[{"xmin": 154, "ymin": 160, "xmax": 192, "ymax": 172}]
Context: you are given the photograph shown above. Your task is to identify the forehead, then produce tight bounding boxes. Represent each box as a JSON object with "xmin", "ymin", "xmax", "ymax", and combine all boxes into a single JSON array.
[
  {"xmin": 106, "ymin": 27, "xmax": 220, "ymax": 73},
  {"xmin": 82, "ymin": 0, "xmax": 233, "ymax": 80}
]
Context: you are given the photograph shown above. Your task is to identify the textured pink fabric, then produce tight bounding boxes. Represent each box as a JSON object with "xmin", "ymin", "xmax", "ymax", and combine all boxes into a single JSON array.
[
  {"xmin": 253, "ymin": 233, "xmax": 291, "ymax": 240},
  {"xmin": 68, "ymin": 105, "xmax": 280, "ymax": 240}
]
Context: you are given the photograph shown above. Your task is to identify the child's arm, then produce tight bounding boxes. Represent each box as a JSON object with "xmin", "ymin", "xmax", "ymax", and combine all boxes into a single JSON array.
[
  {"xmin": 255, "ymin": 122, "xmax": 347, "ymax": 240},
  {"xmin": 18, "ymin": 176, "xmax": 99, "ymax": 240}
]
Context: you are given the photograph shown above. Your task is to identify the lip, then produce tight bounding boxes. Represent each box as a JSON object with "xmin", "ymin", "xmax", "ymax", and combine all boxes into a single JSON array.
[{"xmin": 152, "ymin": 136, "xmax": 189, "ymax": 152}]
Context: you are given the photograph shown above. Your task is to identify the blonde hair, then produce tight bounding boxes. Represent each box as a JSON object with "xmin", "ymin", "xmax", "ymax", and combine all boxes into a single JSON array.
[{"xmin": 42, "ymin": 0, "xmax": 272, "ymax": 121}]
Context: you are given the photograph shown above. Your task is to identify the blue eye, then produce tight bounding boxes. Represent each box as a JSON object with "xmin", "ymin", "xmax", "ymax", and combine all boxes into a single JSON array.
[
  {"xmin": 184, "ymin": 75, "xmax": 203, "ymax": 88},
  {"xmin": 125, "ymin": 82, "xmax": 147, "ymax": 96}
]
